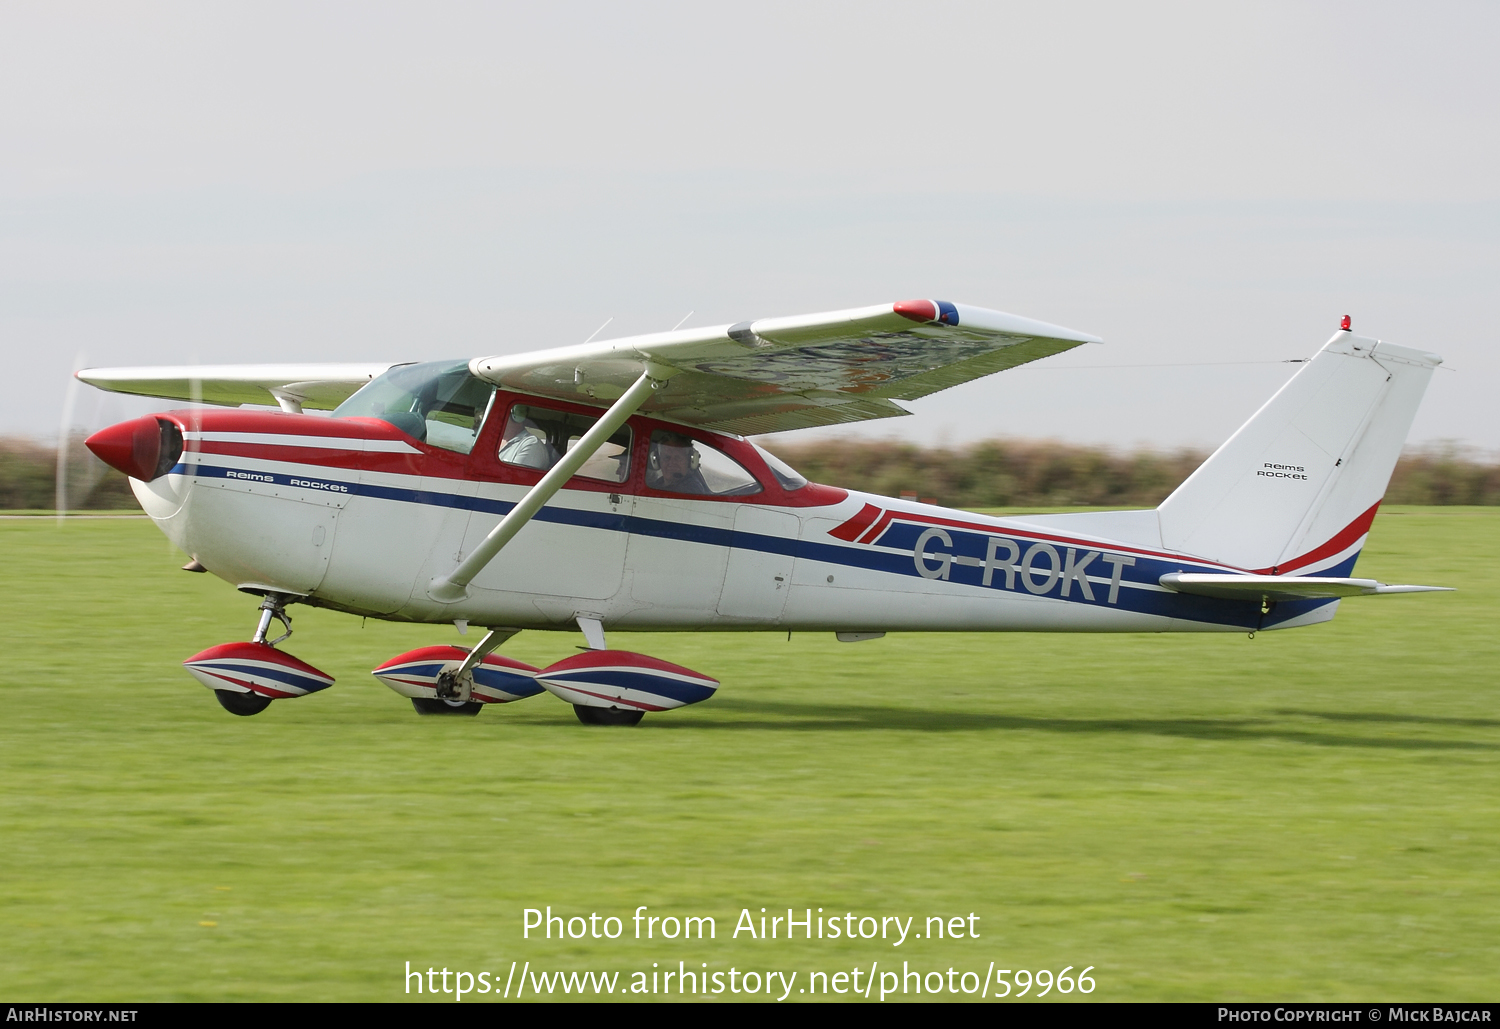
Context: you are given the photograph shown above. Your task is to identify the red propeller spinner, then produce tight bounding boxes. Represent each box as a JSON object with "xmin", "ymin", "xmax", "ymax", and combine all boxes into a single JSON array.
[{"xmin": 85, "ymin": 416, "xmax": 182, "ymax": 481}]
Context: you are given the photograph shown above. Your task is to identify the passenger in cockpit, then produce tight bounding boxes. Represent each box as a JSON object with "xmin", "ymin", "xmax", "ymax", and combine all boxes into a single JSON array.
[{"xmin": 498, "ymin": 408, "xmax": 560, "ymax": 470}]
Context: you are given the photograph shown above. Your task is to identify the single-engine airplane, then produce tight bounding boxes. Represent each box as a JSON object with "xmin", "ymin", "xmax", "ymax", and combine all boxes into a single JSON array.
[{"xmin": 79, "ymin": 300, "xmax": 1449, "ymax": 724}]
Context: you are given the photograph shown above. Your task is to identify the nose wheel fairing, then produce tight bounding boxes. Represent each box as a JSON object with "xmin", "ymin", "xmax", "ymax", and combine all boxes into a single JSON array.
[
  {"xmin": 183, "ymin": 593, "xmax": 336, "ymax": 714},
  {"xmin": 183, "ymin": 641, "xmax": 335, "ymax": 699}
]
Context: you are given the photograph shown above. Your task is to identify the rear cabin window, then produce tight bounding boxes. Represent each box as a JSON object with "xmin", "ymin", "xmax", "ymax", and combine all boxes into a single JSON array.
[
  {"xmin": 645, "ymin": 430, "xmax": 763, "ymax": 497},
  {"xmin": 332, "ymin": 360, "xmax": 496, "ymax": 455},
  {"xmin": 498, "ymin": 403, "xmax": 632, "ymax": 483}
]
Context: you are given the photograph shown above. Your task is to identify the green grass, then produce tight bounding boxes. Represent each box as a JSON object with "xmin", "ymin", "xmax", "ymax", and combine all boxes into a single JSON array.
[
  {"xmin": 1, "ymin": 508, "xmax": 1496, "ymax": 1001},
  {"xmin": 0, "ymin": 510, "xmax": 147, "ymax": 517}
]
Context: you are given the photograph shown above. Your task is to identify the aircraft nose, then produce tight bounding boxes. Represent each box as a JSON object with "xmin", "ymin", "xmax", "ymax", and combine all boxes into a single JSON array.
[{"xmin": 86, "ymin": 416, "xmax": 183, "ymax": 481}]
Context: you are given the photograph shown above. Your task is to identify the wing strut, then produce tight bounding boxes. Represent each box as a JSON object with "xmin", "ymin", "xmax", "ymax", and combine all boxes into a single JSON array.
[{"xmin": 427, "ymin": 367, "xmax": 672, "ymax": 604}]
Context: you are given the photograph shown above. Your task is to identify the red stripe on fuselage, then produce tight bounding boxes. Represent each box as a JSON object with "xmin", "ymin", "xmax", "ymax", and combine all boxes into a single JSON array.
[
  {"xmin": 857, "ymin": 507, "xmax": 1248, "ymax": 571},
  {"xmin": 858, "ymin": 509, "xmax": 896, "ymax": 544},
  {"xmin": 165, "ymin": 406, "xmax": 847, "ymax": 506},
  {"xmin": 191, "ymin": 440, "xmax": 438, "ymax": 478},
  {"xmin": 166, "ymin": 407, "xmax": 1380, "ymax": 577},
  {"xmin": 852, "ymin": 499, "xmax": 1383, "ymax": 577},
  {"xmin": 1255, "ymin": 500, "xmax": 1381, "ymax": 575},
  {"xmin": 828, "ymin": 503, "xmax": 881, "ymax": 542}
]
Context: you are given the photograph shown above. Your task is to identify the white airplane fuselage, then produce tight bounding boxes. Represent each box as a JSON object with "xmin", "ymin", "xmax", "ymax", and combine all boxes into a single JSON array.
[{"xmin": 130, "ymin": 398, "xmax": 1347, "ymax": 639}]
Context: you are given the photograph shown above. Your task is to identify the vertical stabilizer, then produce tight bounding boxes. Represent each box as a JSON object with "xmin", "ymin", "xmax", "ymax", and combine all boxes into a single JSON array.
[{"xmin": 1157, "ymin": 330, "xmax": 1440, "ymax": 574}]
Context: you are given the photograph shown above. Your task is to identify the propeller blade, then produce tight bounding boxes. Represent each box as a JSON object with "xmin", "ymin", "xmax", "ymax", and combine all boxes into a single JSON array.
[{"xmin": 55, "ymin": 352, "xmax": 86, "ymax": 524}]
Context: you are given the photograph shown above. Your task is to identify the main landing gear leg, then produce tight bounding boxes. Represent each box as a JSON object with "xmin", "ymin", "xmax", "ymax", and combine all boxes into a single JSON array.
[{"xmin": 411, "ymin": 627, "xmax": 518, "ymax": 717}]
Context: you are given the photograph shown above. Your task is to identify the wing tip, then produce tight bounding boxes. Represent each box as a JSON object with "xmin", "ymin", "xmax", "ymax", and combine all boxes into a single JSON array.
[
  {"xmin": 895, "ymin": 299, "xmax": 1103, "ymax": 344},
  {"xmin": 893, "ymin": 299, "xmax": 959, "ymax": 326}
]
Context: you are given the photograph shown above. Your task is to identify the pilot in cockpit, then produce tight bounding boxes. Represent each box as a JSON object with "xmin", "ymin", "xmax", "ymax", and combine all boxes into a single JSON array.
[{"xmin": 647, "ymin": 431, "xmax": 712, "ymax": 495}]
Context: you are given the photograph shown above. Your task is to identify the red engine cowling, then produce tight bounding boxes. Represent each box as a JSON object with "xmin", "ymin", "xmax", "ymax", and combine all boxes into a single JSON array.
[{"xmin": 85, "ymin": 416, "xmax": 184, "ymax": 481}]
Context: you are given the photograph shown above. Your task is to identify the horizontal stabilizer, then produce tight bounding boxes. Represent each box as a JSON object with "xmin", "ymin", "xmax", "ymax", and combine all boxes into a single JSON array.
[{"xmin": 1159, "ymin": 572, "xmax": 1452, "ymax": 602}]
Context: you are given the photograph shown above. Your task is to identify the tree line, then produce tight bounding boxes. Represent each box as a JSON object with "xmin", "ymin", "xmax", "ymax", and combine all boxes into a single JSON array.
[{"xmin": 3, "ymin": 435, "xmax": 1497, "ymax": 510}]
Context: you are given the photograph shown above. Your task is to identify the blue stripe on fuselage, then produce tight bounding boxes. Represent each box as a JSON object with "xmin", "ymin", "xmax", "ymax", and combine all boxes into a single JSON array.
[{"xmin": 176, "ymin": 460, "xmax": 1337, "ymax": 629}]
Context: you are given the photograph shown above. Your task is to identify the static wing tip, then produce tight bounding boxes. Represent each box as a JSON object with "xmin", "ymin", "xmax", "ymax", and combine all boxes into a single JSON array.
[{"xmin": 893, "ymin": 299, "xmax": 959, "ymax": 326}]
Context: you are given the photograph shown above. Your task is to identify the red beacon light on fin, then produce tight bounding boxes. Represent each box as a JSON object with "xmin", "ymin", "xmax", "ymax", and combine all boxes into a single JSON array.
[{"xmin": 1340, "ymin": 315, "xmax": 1352, "ymax": 331}]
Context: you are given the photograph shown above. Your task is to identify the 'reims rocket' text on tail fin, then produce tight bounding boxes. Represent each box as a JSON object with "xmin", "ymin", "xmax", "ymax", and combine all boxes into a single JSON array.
[{"xmin": 1156, "ymin": 328, "xmax": 1441, "ymax": 574}]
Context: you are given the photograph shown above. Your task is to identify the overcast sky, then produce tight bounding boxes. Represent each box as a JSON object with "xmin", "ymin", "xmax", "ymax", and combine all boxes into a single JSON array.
[{"xmin": 3, "ymin": 1, "xmax": 1496, "ymax": 453}]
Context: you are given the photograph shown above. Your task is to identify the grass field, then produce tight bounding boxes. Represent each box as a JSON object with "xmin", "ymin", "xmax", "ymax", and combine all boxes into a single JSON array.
[{"xmin": 1, "ymin": 508, "xmax": 1496, "ymax": 1002}]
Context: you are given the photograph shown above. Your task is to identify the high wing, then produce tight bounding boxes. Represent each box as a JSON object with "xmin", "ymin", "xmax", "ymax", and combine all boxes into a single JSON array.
[
  {"xmin": 75, "ymin": 363, "xmax": 398, "ymax": 413},
  {"xmin": 74, "ymin": 301, "xmax": 1097, "ymax": 433},
  {"xmin": 470, "ymin": 300, "xmax": 1100, "ymax": 435}
]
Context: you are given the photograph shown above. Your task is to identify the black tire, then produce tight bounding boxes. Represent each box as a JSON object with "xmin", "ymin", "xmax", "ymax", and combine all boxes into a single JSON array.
[
  {"xmin": 574, "ymin": 704, "xmax": 645, "ymax": 726},
  {"xmin": 411, "ymin": 697, "xmax": 484, "ymax": 716},
  {"xmin": 215, "ymin": 690, "xmax": 272, "ymax": 716}
]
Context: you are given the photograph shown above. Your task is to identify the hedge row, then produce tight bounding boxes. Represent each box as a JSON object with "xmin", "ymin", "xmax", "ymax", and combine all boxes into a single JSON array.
[
  {"xmin": 0, "ymin": 437, "xmax": 138, "ymax": 510},
  {"xmin": 761, "ymin": 438, "xmax": 1500, "ymax": 509}
]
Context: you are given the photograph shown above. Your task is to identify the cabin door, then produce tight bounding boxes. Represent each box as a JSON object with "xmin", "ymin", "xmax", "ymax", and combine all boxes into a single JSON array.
[{"xmin": 717, "ymin": 507, "xmax": 799, "ymax": 622}]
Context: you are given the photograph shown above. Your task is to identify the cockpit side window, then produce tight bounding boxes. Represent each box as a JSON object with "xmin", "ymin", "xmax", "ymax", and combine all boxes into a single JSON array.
[
  {"xmin": 645, "ymin": 430, "xmax": 763, "ymax": 497},
  {"xmin": 498, "ymin": 403, "xmax": 632, "ymax": 483},
  {"xmin": 333, "ymin": 361, "xmax": 496, "ymax": 454}
]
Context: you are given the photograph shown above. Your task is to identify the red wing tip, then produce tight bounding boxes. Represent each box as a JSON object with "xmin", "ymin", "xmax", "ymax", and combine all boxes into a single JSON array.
[{"xmin": 893, "ymin": 299, "xmax": 938, "ymax": 323}]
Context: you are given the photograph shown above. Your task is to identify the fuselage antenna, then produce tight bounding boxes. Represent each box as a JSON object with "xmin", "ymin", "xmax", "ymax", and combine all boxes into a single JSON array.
[{"xmin": 581, "ymin": 316, "xmax": 614, "ymax": 345}]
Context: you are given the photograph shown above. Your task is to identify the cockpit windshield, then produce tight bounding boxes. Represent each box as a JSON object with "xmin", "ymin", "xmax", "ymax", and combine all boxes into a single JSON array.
[
  {"xmin": 751, "ymin": 444, "xmax": 808, "ymax": 490},
  {"xmin": 333, "ymin": 360, "xmax": 496, "ymax": 454}
]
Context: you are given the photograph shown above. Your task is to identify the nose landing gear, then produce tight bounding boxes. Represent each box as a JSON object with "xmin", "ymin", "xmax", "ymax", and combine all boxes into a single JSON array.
[
  {"xmin": 182, "ymin": 592, "xmax": 336, "ymax": 716},
  {"xmin": 251, "ymin": 593, "xmax": 294, "ymax": 646}
]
